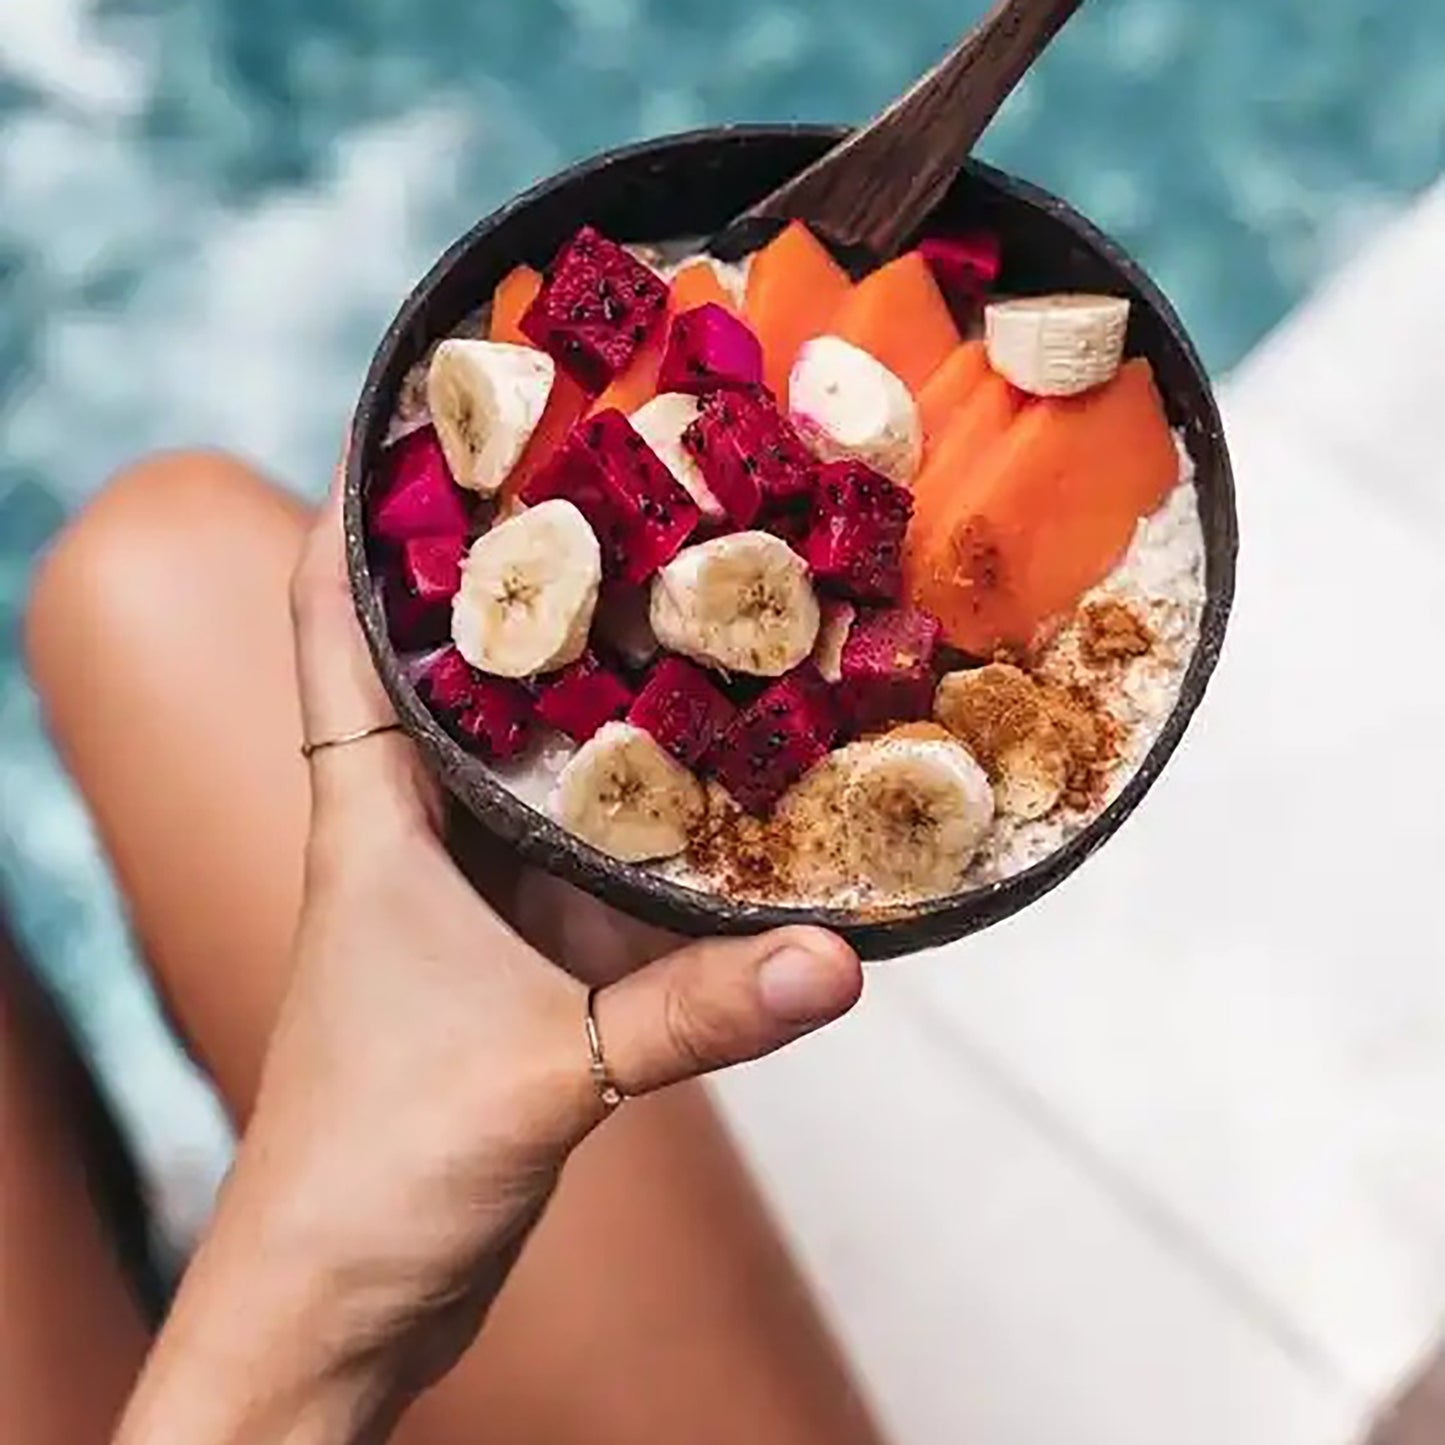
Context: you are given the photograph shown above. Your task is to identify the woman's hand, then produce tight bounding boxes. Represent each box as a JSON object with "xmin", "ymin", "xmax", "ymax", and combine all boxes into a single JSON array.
[{"xmin": 116, "ymin": 477, "xmax": 864, "ymax": 1445}]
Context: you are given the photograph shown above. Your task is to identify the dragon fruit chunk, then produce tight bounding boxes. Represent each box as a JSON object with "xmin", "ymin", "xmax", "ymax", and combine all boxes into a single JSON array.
[
  {"xmin": 799, "ymin": 459, "xmax": 914, "ymax": 604},
  {"xmin": 520, "ymin": 226, "xmax": 669, "ymax": 393},
  {"xmin": 414, "ymin": 646, "xmax": 480, "ymax": 716},
  {"xmin": 383, "ymin": 534, "xmax": 467, "ymax": 650},
  {"xmin": 658, "ymin": 304, "xmax": 765, "ymax": 396},
  {"xmin": 707, "ymin": 665, "xmax": 838, "ymax": 816},
  {"xmin": 536, "ymin": 652, "xmax": 635, "ymax": 744},
  {"xmin": 838, "ymin": 606, "xmax": 943, "ymax": 737},
  {"xmin": 457, "ymin": 677, "xmax": 535, "ymax": 761},
  {"xmin": 628, "ymin": 656, "xmax": 737, "ymax": 768},
  {"xmin": 371, "ymin": 426, "xmax": 470, "ymax": 546},
  {"xmin": 521, "ymin": 410, "xmax": 700, "ymax": 584},
  {"xmin": 385, "ymin": 581, "xmax": 450, "ymax": 651},
  {"xmin": 400, "ymin": 535, "xmax": 465, "ymax": 604},
  {"xmin": 919, "ymin": 233, "xmax": 1002, "ymax": 327},
  {"xmin": 682, "ymin": 386, "xmax": 817, "ymax": 529}
]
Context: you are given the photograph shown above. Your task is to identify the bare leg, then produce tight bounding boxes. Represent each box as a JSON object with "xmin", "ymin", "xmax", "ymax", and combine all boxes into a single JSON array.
[
  {"xmin": 25, "ymin": 452, "xmax": 883, "ymax": 1445},
  {"xmin": 0, "ymin": 924, "xmax": 150, "ymax": 1445}
]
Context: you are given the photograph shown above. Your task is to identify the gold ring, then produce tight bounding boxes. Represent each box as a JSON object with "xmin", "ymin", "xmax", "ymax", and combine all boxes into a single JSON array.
[
  {"xmin": 300, "ymin": 722, "xmax": 404, "ymax": 760},
  {"xmin": 584, "ymin": 986, "xmax": 627, "ymax": 1112}
]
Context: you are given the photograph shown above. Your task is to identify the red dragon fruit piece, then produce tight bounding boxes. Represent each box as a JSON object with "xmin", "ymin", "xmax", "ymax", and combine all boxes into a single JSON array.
[
  {"xmin": 628, "ymin": 656, "xmax": 737, "ymax": 768},
  {"xmin": 839, "ymin": 606, "xmax": 943, "ymax": 737},
  {"xmin": 522, "ymin": 410, "xmax": 700, "ymax": 584},
  {"xmin": 385, "ymin": 582, "xmax": 450, "ymax": 651},
  {"xmin": 682, "ymin": 385, "xmax": 817, "ymax": 528},
  {"xmin": 919, "ymin": 232, "xmax": 1002, "ymax": 323},
  {"xmin": 520, "ymin": 226, "xmax": 669, "ymax": 393},
  {"xmin": 536, "ymin": 652, "xmax": 635, "ymax": 744},
  {"xmin": 414, "ymin": 646, "xmax": 480, "ymax": 716},
  {"xmin": 384, "ymin": 534, "xmax": 467, "ymax": 650},
  {"xmin": 708, "ymin": 665, "xmax": 838, "ymax": 816},
  {"xmin": 457, "ymin": 677, "xmax": 535, "ymax": 761},
  {"xmin": 658, "ymin": 304, "xmax": 765, "ymax": 396},
  {"xmin": 400, "ymin": 534, "xmax": 465, "ymax": 604},
  {"xmin": 371, "ymin": 426, "xmax": 470, "ymax": 546},
  {"xmin": 799, "ymin": 459, "xmax": 914, "ymax": 604}
]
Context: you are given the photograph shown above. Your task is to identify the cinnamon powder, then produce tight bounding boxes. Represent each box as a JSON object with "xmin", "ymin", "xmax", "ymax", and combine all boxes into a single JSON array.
[{"xmin": 1079, "ymin": 600, "xmax": 1155, "ymax": 666}]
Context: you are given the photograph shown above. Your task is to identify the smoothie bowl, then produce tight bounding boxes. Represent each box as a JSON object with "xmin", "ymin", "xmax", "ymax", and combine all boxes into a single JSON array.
[{"xmin": 344, "ymin": 126, "xmax": 1237, "ymax": 961}]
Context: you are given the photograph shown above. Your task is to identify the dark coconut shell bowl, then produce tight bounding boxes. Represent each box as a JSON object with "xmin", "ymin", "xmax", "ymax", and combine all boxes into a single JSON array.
[{"xmin": 345, "ymin": 125, "xmax": 1238, "ymax": 962}]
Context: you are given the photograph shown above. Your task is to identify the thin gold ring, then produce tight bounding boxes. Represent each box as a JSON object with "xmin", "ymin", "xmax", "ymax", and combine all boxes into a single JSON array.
[
  {"xmin": 300, "ymin": 722, "xmax": 404, "ymax": 760},
  {"xmin": 584, "ymin": 986, "xmax": 627, "ymax": 1112}
]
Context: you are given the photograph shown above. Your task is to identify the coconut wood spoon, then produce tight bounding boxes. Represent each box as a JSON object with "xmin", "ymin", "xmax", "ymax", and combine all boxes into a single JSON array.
[{"xmin": 711, "ymin": 0, "xmax": 1087, "ymax": 265}]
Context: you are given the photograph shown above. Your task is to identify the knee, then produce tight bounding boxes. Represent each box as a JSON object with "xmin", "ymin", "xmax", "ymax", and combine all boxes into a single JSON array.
[{"xmin": 24, "ymin": 450, "xmax": 306, "ymax": 685}]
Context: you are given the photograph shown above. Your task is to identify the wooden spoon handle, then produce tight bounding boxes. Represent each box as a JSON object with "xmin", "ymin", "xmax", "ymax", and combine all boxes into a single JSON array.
[{"xmin": 744, "ymin": 0, "xmax": 1086, "ymax": 258}]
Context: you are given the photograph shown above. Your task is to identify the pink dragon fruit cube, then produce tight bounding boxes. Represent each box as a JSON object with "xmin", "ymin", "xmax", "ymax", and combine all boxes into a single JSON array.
[
  {"xmin": 457, "ymin": 678, "xmax": 535, "ymax": 761},
  {"xmin": 628, "ymin": 656, "xmax": 736, "ymax": 768},
  {"xmin": 371, "ymin": 426, "xmax": 470, "ymax": 546},
  {"xmin": 521, "ymin": 226, "xmax": 669, "ymax": 393},
  {"xmin": 682, "ymin": 385, "xmax": 817, "ymax": 529},
  {"xmin": 707, "ymin": 665, "xmax": 838, "ymax": 816},
  {"xmin": 384, "ymin": 534, "xmax": 467, "ymax": 650},
  {"xmin": 521, "ymin": 410, "xmax": 700, "ymax": 584},
  {"xmin": 799, "ymin": 460, "xmax": 914, "ymax": 604},
  {"xmin": 839, "ymin": 606, "xmax": 943, "ymax": 737},
  {"xmin": 919, "ymin": 232, "xmax": 1002, "ymax": 323},
  {"xmin": 536, "ymin": 652, "xmax": 635, "ymax": 744},
  {"xmin": 413, "ymin": 646, "xmax": 480, "ymax": 716},
  {"xmin": 658, "ymin": 304, "xmax": 765, "ymax": 396}
]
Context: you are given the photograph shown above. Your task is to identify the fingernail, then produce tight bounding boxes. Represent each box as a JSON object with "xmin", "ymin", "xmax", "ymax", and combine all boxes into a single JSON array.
[{"xmin": 758, "ymin": 946, "xmax": 850, "ymax": 1026}]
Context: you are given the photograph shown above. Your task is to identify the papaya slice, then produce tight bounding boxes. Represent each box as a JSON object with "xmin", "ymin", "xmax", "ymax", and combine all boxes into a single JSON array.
[
  {"xmin": 490, "ymin": 265, "xmax": 543, "ymax": 346},
  {"xmin": 907, "ymin": 360, "xmax": 1178, "ymax": 654},
  {"xmin": 485, "ymin": 263, "xmax": 587, "ymax": 495},
  {"xmin": 917, "ymin": 341, "xmax": 993, "ymax": 452},
  {"xmin": 745, "ymin": 221, "xmax": 854, "ymax": 400},
  {"xmin": 589, "ymin": 328, "xmax": 666, "ymax": 416},
  {"xmin": 502, "ymin": 373, "xmax": 589, "ymax": 505},
  {"xmin": 670, "ymin": 260, "xmax": 737, "ymax": 315},
  {"xmin": 910, "ymin": 372, "xmax": 1024, "ymax": 519},
  {"xmin": 830, "ymin": 251, "xmax": 961, "ymax": 394}
]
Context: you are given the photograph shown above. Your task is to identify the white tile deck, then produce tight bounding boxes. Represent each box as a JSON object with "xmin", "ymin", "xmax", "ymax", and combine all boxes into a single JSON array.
[
  {"xmin": 719, "ymin": 974, "xmax": 1360, "ymax": 1445},
  {"xmin": 717, "ymin": 178, "xmax": 1445, "ymax": 1445}
]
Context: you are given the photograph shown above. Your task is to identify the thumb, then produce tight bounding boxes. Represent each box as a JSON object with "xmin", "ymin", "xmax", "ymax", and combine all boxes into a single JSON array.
[{"xmin": 591, "ymin": 927, "xmax": 863, "ymax": 1097}]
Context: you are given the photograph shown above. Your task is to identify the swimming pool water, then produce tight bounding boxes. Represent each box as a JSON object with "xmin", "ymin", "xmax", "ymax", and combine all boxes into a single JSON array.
[{"xmin": 1, "ymin": 0, "xmax": 1442, "ymax": 1231}]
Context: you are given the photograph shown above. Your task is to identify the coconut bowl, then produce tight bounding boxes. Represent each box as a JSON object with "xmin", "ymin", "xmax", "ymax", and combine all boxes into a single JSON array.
[{"xmin": 345, "ymin": 124, "xmax": 1237, "ymax": 962}]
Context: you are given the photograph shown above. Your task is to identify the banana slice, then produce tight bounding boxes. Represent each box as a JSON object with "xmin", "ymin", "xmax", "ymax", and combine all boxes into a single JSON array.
[
  {"xmin": 984, "ymin": 295, "xmax": 1129, "ymax": 397},
  {"xmin": 452, "ymin": 499, "xmax": 600, "ymax": 678},
  {"xmin": 629, "ymin": 393, "xmax": 726, "ymax": 520},
  {"xmin": 789, "ymin": 336, "xmax": 923, "ymax": 485},
  {"xmin": 549, "ymin": 721, "xmax": 705, "ymax": 862},
  {"xmin": 651, "ymin": 532, "xmax": 820, "ymax": 677},
  {"xmin": 837, "ymin": 735, "xmax": 996, "ymax": 894},
  {"xmin": 933, "ymin": 665, "xmax": 1070, "ymax": 820},
  {"xmin": 427, "ymin": 338, "xmax": 555, "ymax": 494}
]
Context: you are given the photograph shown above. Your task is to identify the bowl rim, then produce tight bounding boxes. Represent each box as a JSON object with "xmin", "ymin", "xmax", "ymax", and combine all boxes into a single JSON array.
[{"xmin": 345, "ymin": 122, "xmax": 1238, "ymax": 958}]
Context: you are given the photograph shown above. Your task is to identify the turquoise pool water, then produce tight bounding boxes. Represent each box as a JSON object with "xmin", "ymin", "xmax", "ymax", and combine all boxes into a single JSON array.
[{"xmin": 1, "ymin": 0, "xmax": 1442, "ymax": 1227}]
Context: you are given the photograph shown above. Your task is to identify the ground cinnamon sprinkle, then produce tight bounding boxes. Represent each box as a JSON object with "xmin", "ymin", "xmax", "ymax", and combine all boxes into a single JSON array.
[
  {"xmin": 1079, "ymin": 600, "xmax": 1154, "ymax": 665},
  {"xmin": 933, "ymin": 664, "xmax": 1060, "ymax": 778},
  {"xmin": 684, "ymin": 789, "xmax": 808, "ymax": 902},
  {"xmin": 1039, "ymin": 680, "xmax": 1122, "ymax": 812},
  {"xmin": 934, "ymin": 662, "xmax": 1121, "ymax": 818}
]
